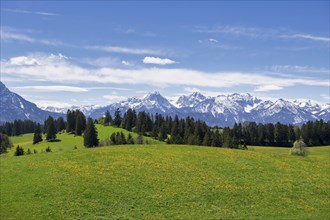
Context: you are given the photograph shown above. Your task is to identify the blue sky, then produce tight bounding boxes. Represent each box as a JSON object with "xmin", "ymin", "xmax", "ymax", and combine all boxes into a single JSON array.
[{"xmin": 1, "ymin": 1, "xmax": 329, "ymax": 107}]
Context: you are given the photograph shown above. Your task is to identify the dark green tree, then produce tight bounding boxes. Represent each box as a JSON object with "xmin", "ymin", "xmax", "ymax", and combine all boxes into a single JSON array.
[
  {"xmin": 0, "ymin": 133, "xmax": 13, "ymax": 154},
  {"xmin": 127, "ymin": 133, "xmax": 135, "ymax": 144},
  {"xmin": 202, "ymin": 130, "xmax": 212, "ymax": 146},
  {"xmin": 84, "ymin": 118, "xmax": 99, "ymax": 148},
  {"xmin": 45, "ymin": 116, "xmax": 57, "ymax": 141},
  {"xmin": 113, "ymin": 108, "xmax": 122, "ymax": 127},
  {"xmin": 33, "ymin": 123, "xmax": 43, "ymax": 144},
  {"xmin": 66, "ymin": 110, "xmax": 75, "ymax": 133},
  {"xmin": 104, "ymin": 110, "xmax": 112, "ymax": 126},
  {"xmin": 56, "ymin": 117, "xmax": 66, "ymax": 132},
  {"xmin": 14, "ymin": 145, "xmax": 24, "ymax": 156},
  {"xmin": 75, "ymin": 113, "xmax": 84, "ymax": 136},
  {"xmin": 211, "ymin": 130, "xmax": 222, "ymax": 147}
]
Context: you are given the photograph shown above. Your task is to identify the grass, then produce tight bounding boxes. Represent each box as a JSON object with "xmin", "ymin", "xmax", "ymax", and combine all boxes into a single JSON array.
[
  {"xmin": 1, "ymin": 132, "xmax": 329, "ymax": 219},
  {"xmin": 4, "ymin": 124, "xmax": 163, "ymax": 157},
  {"xmin": 96, "ymin": 124, "xmax": 163, "ymax": 145}
]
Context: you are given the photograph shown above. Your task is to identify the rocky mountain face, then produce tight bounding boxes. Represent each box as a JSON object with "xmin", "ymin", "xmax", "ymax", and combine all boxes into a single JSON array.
[{"xmin": 0, "ymin": 82, "xmax": 64, "ymax": 123}]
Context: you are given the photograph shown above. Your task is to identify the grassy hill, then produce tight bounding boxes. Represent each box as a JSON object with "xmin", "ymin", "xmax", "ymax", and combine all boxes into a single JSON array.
[
  {"xmin": 0, "ymin": 130, "xmax": 329, "ymax": 219},
  {"xmin": 4, "ymin": 124, "xmax": 163, "ymax": 156}
]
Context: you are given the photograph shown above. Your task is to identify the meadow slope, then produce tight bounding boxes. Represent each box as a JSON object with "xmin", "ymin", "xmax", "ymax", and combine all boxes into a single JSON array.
[{"xmin": 0, "ymin": 131, "xmax": 329, "ymax": 219}]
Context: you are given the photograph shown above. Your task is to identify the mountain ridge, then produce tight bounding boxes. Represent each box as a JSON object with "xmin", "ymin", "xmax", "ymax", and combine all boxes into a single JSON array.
[
  {"xmin": 0, "ymin": 82, "xmax": 64, "ymax": 123},
  {"xmin": 1, "ymin": 82, "xmax": 329, "ymax": 126}
]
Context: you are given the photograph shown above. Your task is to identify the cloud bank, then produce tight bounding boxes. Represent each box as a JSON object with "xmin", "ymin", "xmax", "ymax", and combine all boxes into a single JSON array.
[{"xmin": 1, "ymin": 54, "xmax": 328, "ymax": 91}]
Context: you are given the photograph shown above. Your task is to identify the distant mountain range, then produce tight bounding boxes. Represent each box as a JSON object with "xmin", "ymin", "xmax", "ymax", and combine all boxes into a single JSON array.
[
  {"xmin": 0, "ymin": 82, "xmax": 63, "ymax": 123},
  {"xmin": 1, "ymin": 81, "xmax": 329, "ymax": 126}
]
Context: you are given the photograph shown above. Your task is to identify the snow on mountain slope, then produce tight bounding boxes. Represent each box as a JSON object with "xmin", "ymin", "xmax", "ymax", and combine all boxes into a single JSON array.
[
  {"xmin": 0, "ymin": 82, "xmax": 64, "ymax": 123},
  {"xmin": 175, "ymin": 92, "xmax": 207, "ymax": 108}
]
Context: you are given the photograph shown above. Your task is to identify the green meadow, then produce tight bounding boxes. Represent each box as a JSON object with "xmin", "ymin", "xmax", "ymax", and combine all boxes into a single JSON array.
[{"xmin": 1, "ymin": 126, "xmax": 329, "ymax": 219}]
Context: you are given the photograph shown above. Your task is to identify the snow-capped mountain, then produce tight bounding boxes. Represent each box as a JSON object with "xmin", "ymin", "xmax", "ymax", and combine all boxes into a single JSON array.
[
  {"xmin": 41, "ymin": 105, "xmax": 101, "ymax": 116},
  {"xmin": 175, "ymin": 92, "xmax": 207, "ymax": 108},
  {"xmin": 1, "ymin": 80, "xmax": 328, "ymax": 127},
  {"xmin": 89, "ymin": 91, "xmax": 176, "ymax": 118},
  {"xmin": 0, "ymin": 82, "xmax": 64, "ymax": 123},
  {"xmin": 88, "ymin": 91, "xmax": 329, "ymax": 127}
]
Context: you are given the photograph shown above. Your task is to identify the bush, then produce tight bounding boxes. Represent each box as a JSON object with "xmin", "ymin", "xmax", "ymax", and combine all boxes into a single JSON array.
[{"xmin": 290, "ymin": 139, "xmax": 308, "ymax": 156}]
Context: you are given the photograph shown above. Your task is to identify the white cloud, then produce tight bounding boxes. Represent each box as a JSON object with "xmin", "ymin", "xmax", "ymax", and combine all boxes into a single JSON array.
[
  {"xmin": 281, "ymin": 34, "xmax": 330, "ymax": 42},
  {"xmin": 4, "ymin": 8, "xmax": 59, "ymax": 16},
  {"xmin": 270, "ymin": 65, "xmax": 329, "ymax": 74},
  {"xmin": 122, "ymin": 60, "xmax": 133, "ymax": 66},
  {"xmin": 183, "ymin": 87, "xmax": 232, "ymax": 97},
  {"xmin": 143, "ymin": 56, "xmax": 176, "ymax": 65},
  {"xmin": 79, "ymin": 57, "xmax": 120, "ymax": 67},
  {"xmin": 198, "ymin": 38, "xmax": 239, "ymax": 50},
  {"xmin": 254, "ymin": 85, "xmax": 283, "ymax": 92},
  {"xmin": 103, "ymin": 95, "xmax": 127, "ymax": 103},
  {"xmin": 193, "ymin": 25, "xmax": 273, "ymax": 39},
  {"xmin": 209, "ymin": 38, "xmax": 218, "ymax": 43},
  {"xmin": 320, "ymin": 94, "xmax": 330, "ymax": 101},
  {"xmin": 193, "ymin": 25, "xmax": 330, "ymax": 43},
  {"xmin": 14, "ymin": 85, "xmax": 88, "ymax": 92},
  {"xmin": 1, "ymin": 54, "xmax": 328, "ymax": 91},
  {"xmin": 34, "ymin": 100, "xmax": 72, "ymax": 108},
  {"xmin": 1, "ymin": 28, "xmax": 63, "ymax": 46},
  {"xmin": 87, "ymin": 45, "xmax": 162, "ymax": 55},
  {"xmin": 9, "ymin": 56, "xmax": 40, "ymax": 65}
]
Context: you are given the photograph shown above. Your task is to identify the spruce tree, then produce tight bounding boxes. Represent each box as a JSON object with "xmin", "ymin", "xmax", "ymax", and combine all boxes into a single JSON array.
[
  {"xmin": 0, "ymin": 133, "xmax": 13, "ymax": 154},
  {"xmin": 104, "ymin": 110, "xmax": 112, "ymax": 126},
  {"xmin": 202, "ymin": 130, "xmax": 212, "ymax": 146},
  {"xmin": 127, "ymin": 133, "xmax": 135, "ymax": 144},
  {"xmin": 113, "ymin": 108, "xmax": 122, "ymax": 127},
  {"xmin": 66, "ymin": 110, "xmax": 75, "ymax": 133},
  {"xmin": 84, "ymin": 118, "xmax": 99, "ymax": 148},
  {"xmin": 211, "ymin": 130, "xmax": 222, "ymax": 147},
  {"xmin": 57, "ymin": 117, "xmax": 66, "ymax": 132},
  {"xmin": 75, "ymin": 113, "xmax": 83, "ymax": 136},
  {"xmin": 46, "ymin": 116, "xmax": 57, "ymax": 141},
  {"xmin": 33, "ymin": 123, "xmax": 43, "ymax": 144}
]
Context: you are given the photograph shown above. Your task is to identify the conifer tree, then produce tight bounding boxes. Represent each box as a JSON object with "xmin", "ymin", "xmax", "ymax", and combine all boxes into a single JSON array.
[
  {"xmin": 127, "ymin": 133, "xmax": 135, "ymax": 144},
  {"xmin": 66, "ymin": 110, "xmax": 75, "ymax": 133},
  {"xmin": 46, "ymin": 116, "xmax": 57, "ymax": 141},
  {"xmin": 57, "ymin": 117, "xmax": 66, "ymax": 132},
  {"xmin": 104, "ymin": 110, "xmax": 112, "ymax": 126},
  {"xmin": 113, "ymin": 108, "xmax": 122, "ymax": 127},
  {"xmin": 0, "ymin": 133, "xmax": 13, "ymax": 154},
  {"xmin": 202, "ymin": 130, "xmax": 212, "ymax": 146},
  {"xmin": 75, "ymin": 113, "xmax": 83, "ymax": 136},
  {"xmin": 84, "ymin": 118, "xmax": 99, "ymax": 148},
  {"xmin": 33, "ymin": 123, "xmax": 43, "ymax": 144},
  {"xmin": 211, "ymin": 130, "xmax": 222, "ymax": 147}
]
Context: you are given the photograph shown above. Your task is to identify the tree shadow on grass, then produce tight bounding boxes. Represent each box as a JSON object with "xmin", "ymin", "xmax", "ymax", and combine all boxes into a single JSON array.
[{"xmin": 47, "ymin": 139, "xmax": 61, "ymax": 142}]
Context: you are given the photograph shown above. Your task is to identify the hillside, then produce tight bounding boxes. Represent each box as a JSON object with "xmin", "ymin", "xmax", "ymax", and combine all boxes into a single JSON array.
[
  {"xmin": 1, "ymin": 137, "xmax": 329, "ymax": 219},
  {"xmin": 4, "ymin": 124, "xmax": 163, "ymax": 154}
]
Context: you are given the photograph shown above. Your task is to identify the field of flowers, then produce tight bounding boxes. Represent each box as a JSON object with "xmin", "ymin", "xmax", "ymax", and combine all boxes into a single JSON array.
[{"xmin": 1, "ymin": 133, "xmax": 329, "ymax": 219}]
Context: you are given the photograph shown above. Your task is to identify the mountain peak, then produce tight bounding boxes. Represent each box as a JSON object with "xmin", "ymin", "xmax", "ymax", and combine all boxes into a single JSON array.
[
  {"xmin": 143, "ymin": 91, "xmax": 163, "ymax": 100},
  {"xmin": 0, "ymin": 81, "xmax": 63, "ymax": 123}
]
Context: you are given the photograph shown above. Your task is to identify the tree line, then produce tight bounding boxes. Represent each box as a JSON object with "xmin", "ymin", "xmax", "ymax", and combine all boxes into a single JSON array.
[
  {"xmin": 1, "ymin": 108, "xmax": 329, "ymax": 151},
  {"xmin": 97, "ymin": 109, "xmax": 330, "ymax": 148}
]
